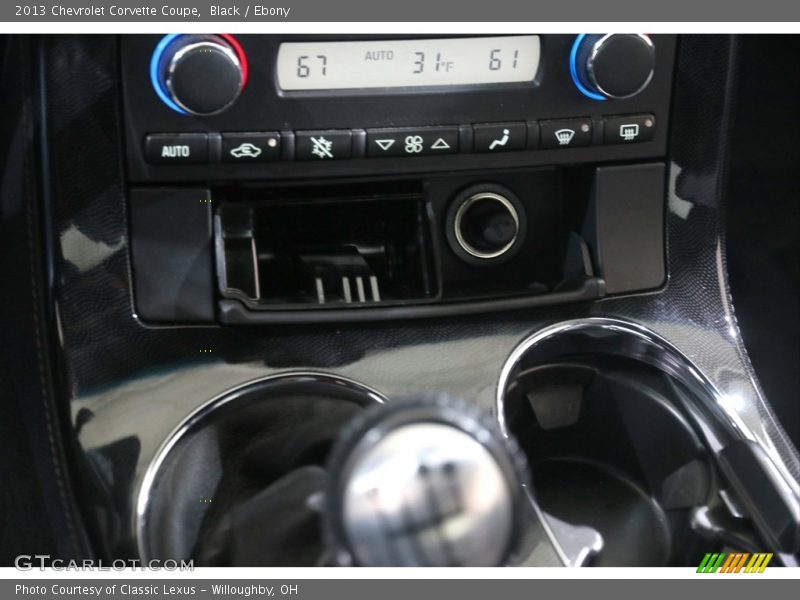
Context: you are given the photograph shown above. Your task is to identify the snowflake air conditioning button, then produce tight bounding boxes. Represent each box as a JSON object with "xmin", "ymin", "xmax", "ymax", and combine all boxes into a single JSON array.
[{"xmin": 295, "ymin": 130, "xmax": 353, "ymax": 160}]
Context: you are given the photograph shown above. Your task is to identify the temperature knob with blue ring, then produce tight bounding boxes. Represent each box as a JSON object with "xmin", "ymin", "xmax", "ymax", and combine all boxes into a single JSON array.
[
  {"xmin": 150, "ymin": 34, "xmax": 248, "ymax": 116},
  {"xmin": 570, "ymin": 34, "xmax": 655, "ymax": 101}
]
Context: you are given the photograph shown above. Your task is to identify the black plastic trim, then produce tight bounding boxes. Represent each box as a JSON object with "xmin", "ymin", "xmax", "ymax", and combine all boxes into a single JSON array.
[{"xmin": 218, "ymin": 278, "xmax": 605, "ymax": 324}]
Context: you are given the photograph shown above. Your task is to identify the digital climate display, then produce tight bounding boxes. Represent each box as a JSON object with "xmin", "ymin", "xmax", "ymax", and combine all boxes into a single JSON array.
[{"xmin": 276, "ymin": 36, "xmax": 541, "ymax": 91}]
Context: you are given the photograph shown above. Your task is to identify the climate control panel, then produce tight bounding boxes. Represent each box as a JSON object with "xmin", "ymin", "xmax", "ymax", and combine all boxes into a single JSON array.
[{"xmin": 121, "ymin": 34, "xmax": 677, "ymax": 183}]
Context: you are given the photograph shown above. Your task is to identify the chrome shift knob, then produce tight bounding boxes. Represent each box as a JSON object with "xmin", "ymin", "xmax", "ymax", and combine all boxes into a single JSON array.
[{"xmin": 325, "ymin": 396, "xmax": 529, "ymax": 566}]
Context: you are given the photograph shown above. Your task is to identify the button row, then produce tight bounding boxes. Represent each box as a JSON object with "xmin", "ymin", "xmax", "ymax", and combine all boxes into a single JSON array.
[{"xmin": 144, "ymin": 114, "xmax": 656, "ymax": 165}]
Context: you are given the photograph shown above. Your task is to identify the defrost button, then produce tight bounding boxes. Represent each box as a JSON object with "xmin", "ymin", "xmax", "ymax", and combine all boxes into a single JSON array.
[{"xmin": 603, "ymin": 114, "xmax": 656, "ymax": 145}]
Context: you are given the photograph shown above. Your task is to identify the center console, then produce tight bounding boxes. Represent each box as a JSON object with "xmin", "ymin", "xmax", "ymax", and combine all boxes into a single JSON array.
[
  {"xmin": 30, "ymin": 34, "xmax": 800, "ymax": 567},
  {"xmin": 123, "ymin": 34, "xmax": 672, "ymax": 324}
]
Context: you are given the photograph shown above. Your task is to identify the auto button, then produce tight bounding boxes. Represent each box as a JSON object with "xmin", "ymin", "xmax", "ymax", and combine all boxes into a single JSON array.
[
  {"xmin": 145, "ymin": 133, "xmax": 208, "ymax": 164},
  {"xmin": 222, "ymin": 132, "xmax": 281, "ymax": 162}
]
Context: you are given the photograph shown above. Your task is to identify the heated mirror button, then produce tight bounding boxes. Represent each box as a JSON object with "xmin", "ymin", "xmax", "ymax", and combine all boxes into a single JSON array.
[
  {"xmin": 366, "ymin": 127, "xmax": 459, "ymax": 157},
  {"xmin": 222, "ymin": 132, "xmax": 281, "ymax": 162},
  {"xmin": 472, "ymin": 122, "xmax": 526, "ymax": 153},
  {"xmin": 295, "ymin": 130, "xmax": 353, "ymax": 160},
  {"xmin": 145, "ymin": 133, "xmax": 208, "ymax": 164},
  {"xmin": 603, "ymin": 114, "xmax": 656, "ymax": 145},
  {"xmin": 539, "ymin": 119, "xmax": 592, "ymax": 149}
]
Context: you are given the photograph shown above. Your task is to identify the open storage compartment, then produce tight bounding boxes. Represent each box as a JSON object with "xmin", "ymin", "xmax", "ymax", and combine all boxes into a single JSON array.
[
  {"xmin": 217, "ymin": 193, "xmax": 437, "ymax": 309},
  {"xmin": 197, "ymin": 163, "xmax": 665, "ymax": 323}
]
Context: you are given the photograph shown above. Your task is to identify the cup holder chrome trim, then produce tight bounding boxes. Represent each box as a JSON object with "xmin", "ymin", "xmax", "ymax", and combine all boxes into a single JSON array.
[
  {"xmin": 497, "ymin": 318, "xmax": 744, "ymax": 442},
  {"xmin": 495, "ymin": 317, "xmax": 800, "ymax": 555},
  {"xmin": 134, "ymin": 371, "xmax": 388, "ymax": 562}
]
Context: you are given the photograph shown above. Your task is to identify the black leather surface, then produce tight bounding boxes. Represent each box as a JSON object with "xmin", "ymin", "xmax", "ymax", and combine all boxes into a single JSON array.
[
  {"xmin": 0, "ymin": 35, "xmax": 90, "ymax": 563},
  {"xmin": 195, "ymin": 466, "xmax": 329, "ymax": 567},
  {"xmin": 139, "ymin": 375, "xmax": 372, "ymax": 562}
]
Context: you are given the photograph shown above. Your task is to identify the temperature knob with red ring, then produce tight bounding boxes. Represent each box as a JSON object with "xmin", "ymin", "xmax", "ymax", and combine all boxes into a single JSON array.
[
  {"xmin": 570, "ymin": 34, "xmax": 656, "ymax": 101},
  {"xmin": 150, "ymin": 34, "xmax": 248, "ymax": 115}
]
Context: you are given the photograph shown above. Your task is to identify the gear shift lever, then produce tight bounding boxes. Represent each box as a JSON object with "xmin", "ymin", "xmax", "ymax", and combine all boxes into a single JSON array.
[{"xmin": 324, "ymin": 396, "xmax": 530, "ymax": 566}]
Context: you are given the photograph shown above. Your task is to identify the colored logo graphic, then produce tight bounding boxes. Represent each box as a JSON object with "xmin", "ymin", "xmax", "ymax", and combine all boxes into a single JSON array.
[{"xmin": 697, "ymin": 552, "xmax": 773, "ymax": 573}]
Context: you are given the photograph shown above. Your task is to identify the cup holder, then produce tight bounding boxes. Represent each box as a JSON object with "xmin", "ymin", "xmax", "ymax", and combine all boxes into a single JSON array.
[
  {"xmin": 136, "ymin": 372, "xmax": 386, "ymax": 565},
  {"xmin": 498, "ymin": 319, "xmax": 755, "ymax": 566}
]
